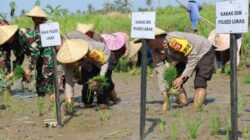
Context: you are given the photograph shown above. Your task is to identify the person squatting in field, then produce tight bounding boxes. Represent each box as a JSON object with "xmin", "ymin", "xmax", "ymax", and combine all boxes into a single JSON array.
[
  {"xmin": 57, "ymin": 30, "xmax": 111, "ymax": 113},
  {"xmin": 143, "ymin": 27, "xmax": 215, "ymax": 111}
]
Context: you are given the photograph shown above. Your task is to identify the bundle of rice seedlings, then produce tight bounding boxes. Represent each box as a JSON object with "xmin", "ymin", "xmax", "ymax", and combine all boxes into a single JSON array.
[
  {"xmin": 114, "ymin": 57, "xmax": 131, "ymax": 72},
  {"xmin": 163, "ymin": 66, "xmax": 179, "ymax": 95},
  {"xmin": 13, "ymin": 65, "xmax": 25, "ymax": 80},
  {"xmin": 88, "ymin": 75, "xmax": 109, "ymax": 92}
]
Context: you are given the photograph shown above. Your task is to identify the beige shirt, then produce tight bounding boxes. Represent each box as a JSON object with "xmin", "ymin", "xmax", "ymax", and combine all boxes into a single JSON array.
[
  {"xmin": 167, "ymin": 32, "xmax": 212, "ymax": 78},
  {"xmin": 63, "ymin": 31, "xmax": 111, "ymax": 98}
]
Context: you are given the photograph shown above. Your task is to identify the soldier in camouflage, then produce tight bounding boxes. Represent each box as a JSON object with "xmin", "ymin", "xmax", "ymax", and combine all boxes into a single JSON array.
[{"xmin": 0, "ymin": 25, "xmax": 54, "ymax": 97}]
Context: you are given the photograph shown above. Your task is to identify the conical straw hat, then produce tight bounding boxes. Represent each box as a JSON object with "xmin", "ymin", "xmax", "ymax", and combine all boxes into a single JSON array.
[
  {"xmin": 57, "ymin": 39, "xmax": 89, "ymax": 64},
  {"xmin": 128, "ymin": 41, "xmax": 142, "ymax": 58},
  {"xmin": 26, "ymin": 6, "xmax": 48, "ymax": 18},
  {"xmin": 101, "ymin": 32, "xmax": 126, "ymax": 51},
  {"xmin": 0, "ymin": 25, "xmax": 18, "ymax": 45},
  {"xmin": 134, "ymin": 27, "xmax": 167, "ymax": 43},
  {"xmin": 208, "ymin": 29, "xmax": 230, "ymax": 51},
  {"xmin": 76, "ymin": 23, "xmax": 94, "ymax": 34}
]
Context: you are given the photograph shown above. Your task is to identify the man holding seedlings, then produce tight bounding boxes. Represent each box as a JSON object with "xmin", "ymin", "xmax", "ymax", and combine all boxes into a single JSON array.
[
  {"xmin": 57, "ymin": 31, "xmax": 110, "ymax": 112},
  {"xmin": 144, "ymin": 27, "xmax": 215, "ymax": 111},
  {"xmin": 0, "ymin": 25, "xmax": 55, "ymax": 100}
]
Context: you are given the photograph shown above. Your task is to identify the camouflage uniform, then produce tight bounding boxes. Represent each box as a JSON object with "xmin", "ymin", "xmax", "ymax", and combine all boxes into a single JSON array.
[
  {"xmin": 0, "ymin": 45, "xmax": 11, "ymax": 74},
  {"xmin": 0, "ymin": 28, "xmax": 54, "ymax": 96},
  {"xmin": 18, "ymin": 28, "xmax": 54, "ymax": 96}
]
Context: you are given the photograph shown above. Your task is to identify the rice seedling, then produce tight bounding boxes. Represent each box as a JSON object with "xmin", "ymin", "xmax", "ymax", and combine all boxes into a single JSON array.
[
  {"xmin": 243, "ymin": 74, "xmax": 250, "ymax": 84},
  {"xmin": 176, "ymin": 111, "xmax": 185, "ymax": 126},
  {"xmin": 197, "ymin": 103, "xmax": 204, "ymax": 112},
  {"xmin": 52, "ymin": 102, "xmax": 57, "ymax": 118},
  {"xmin": 36, "ymin": 97, "xmax": 44, "ymax": 116},
  {"xmin": 164, "ymin": 66, "xmax": 179, "ymax": 95},
  {"xmin": 79, "ymin": 115, "xmax": 85, "ymax": 125},
  {"xmin": 215, "ymin": 68, "xmax": 222, "ymax": 75},
  {"xmin": 187, "ymin": 120, "xmax": 202, "ymax": 139},
  {"xmin": 238, "ymin": 92, "xmax": 247, "ymax": 112},
  {"xmin": 97, "ymin": 108, "xmax": 110, "ymax": 121},
  {"xmin": 114, "ymin": 56, "xmax": 131, "ymax": 72},
  {"xmin": 159, "ymin": 118, "xmax": 166, "ymax": 133},
  {"xmin": 171, "ymin": 110, "xmax": 180, "ymax": 117},
  {"xmin": 223, "ymin": 64, "xmax": 230, "ymax": 75},
  {"xmin": 169, "ymin": 122, "xmax": 177, "ymax": 140},
  {"xmin": 243, "ymin": 126, "xmax": 250, "ymax": 139},
  {"xmin": 209, "ymin": 114, "xmax": 219, "ymax": 135},
  {"xmin": 13, "ymin": 65, "xmax": 25, "ymax": 80}
]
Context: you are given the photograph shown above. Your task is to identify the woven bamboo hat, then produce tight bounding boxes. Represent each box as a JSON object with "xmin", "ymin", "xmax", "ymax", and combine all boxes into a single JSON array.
[
  {"xmin": 0, "ymin": 25, "xmax": 18, "ymax": 45},
  {"xmin": 128, "ymin": 41, "xmax": 142, "ymax": 58},
  {"xmin": 134, "ymin": 27, "xmax": 167, "ymax": 43},
  {"xmin": 76, "ymin": 23, "xmax": 94, "ymax": 34},
  {"xmin": 26, "ymin": 6, "xmax": 48, "ymax": 18},
  {"xmin": 57, "ymin": 39, "xmax": 89, "ymax": 64},
  {"xmin": 208, "ymin": 29, "xmax": 230, "ymax": 51}
]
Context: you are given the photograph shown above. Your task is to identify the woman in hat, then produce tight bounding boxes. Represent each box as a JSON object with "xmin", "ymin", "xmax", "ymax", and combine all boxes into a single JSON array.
[
  {"xmin": 26, "ymin": 6, "xmax": 48, "ymax": 31},
  {"xmin": 100, "ymin": 32, "xmax": 130, "ymax": 104},
  {"xmin": 145, "ymin": 28, "xmax": 215, "ymax": 111}
]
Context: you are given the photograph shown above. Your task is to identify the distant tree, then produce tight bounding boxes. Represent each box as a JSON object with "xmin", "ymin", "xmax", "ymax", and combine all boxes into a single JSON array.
[
  {"xmin": 20, "ymin": 9, "xmax": 26, "ymax": 16},
  {"xmin": 113, "ymin": 0, "xmax": 131, "ymax": 13},
  {"xmin": 87, "ymin": 4, "xmax": 95, "ymax": 14},
  {"xmin": 44, "ymin": 5, "xmax": 68, "ymax": 17},
  {"xmin": 9, "ymin": 1, "xmax": 16, "ymax": 18},
  {"xmin": 145, "ymin": 0, "xmax": 152, "ymax": 10},
  {"xmin": 76, "ymin": 9, "xmax": 82, "ymax": 15},
  {"xmin": 0, "ymin": 13, "xmax": 7, "ymax": 20},
  {"xmin": 35, "ymin": 0, "xmax": 41, "ymax": 6},
  {"xmin": 103, "ymin": 0, "xmax": 113, "ymax": 13}
]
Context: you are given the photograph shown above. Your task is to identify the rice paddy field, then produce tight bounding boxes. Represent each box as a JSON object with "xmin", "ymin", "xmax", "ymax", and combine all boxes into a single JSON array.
[{"xmin": 0, "ymin": 4, "xmax": 250, "ymax": 140}]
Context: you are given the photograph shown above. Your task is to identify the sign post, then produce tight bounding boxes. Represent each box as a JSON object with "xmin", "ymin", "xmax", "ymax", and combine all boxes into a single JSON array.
[
  {"xmin": 131, "ymin": 12, "xmax": 155, "ymax": 140},
  {"xmin": 216, "ymin": 1, "xmax": 249, "ymax": 139},
  {"xmin": 40, "ymin": 22, "xmax": 62, "ymax": 127}
]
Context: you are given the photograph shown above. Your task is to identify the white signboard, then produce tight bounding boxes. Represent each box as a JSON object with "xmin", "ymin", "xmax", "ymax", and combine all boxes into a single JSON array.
[
  {"xmin": 216, "ymin": 0, "xmax": 249, "ymax": 33},
  {"xmin": 40, "ymin": 22, "xmax": 61, "ymax": 47},
  {"xmin": 131, "ymin": 12, "xmax": 156, "ymax": 39}
]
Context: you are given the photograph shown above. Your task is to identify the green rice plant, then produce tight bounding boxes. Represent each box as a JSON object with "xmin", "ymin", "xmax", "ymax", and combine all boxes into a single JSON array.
[
  {"xmin": 187, "ymin": 120, "xmax": 202, "ymax": 139},
  {"xmin": 223, "ymin": 64, "xmax": 230, "ymax": 75},
  {"xmin": 79, "ymin": 115, "xmax": 85, "ymax": 125},
  {"xmin": 243, "ymin": 74, "xmax": 250, "ymax": 84},
  {"xmin": 2, "ymin": 89, "xmax": 12, "ymax": 108},
  {"xmin": 244, "ymin": 126, "xmax": 250, "ymax": 139},
  {"xmin": 170, "ymin": 122, "xmax": 177, "ymax": 140},
  {"xmin": 114, "ymin": 56, "xmax": 131, "ymax": 72},
  {"xmin": 176, "ymin": 111, "xmax": 185, "ymax": 126},
  {"xmin": 164, "ymin": 66, "xmax": 179, "ymax": 95},
  {"xmin": 52, "ymin": 102, "xmax": 57, "ymax": 118},
  {"xmin": 159, "ymin": 118, "xmax": 166, "ymax": 133},
  {"xmin": 215, "ymin": 68, "xmax": 222, "ymax": 75},
  {"xmin": 171, "ymin": 110, "xmax": 180, "ymax": 117},
  {"xmin": 197, "ymin": 103, "xmax": 204, "ymax": 112},
  {"xmin": 88, "ymin": 75, "xmax": 109, "ymax": 101},
  {"xmin": 36, "ymin": 97, "xmax": 44, "ymax": 116},
  {"xmin": 97, "ymin": 108, "xmax": 110, "ymax": 121},
  {"xmin": 13, "ymin": 65, "xmax": 25, "ymax": 80},
  {"xmin": 238, "ymin": 92, "xmax": 247, "ymax": 112},
  {"xmin": 209, "ymin": 115, "xmax": 219, "ymax": 135}
]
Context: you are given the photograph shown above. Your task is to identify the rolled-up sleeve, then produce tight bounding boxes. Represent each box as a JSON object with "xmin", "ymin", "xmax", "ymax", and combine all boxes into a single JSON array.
[{"xmin": 180, "ymin": 53, "xmax": 199, "ymax": 78}]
